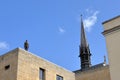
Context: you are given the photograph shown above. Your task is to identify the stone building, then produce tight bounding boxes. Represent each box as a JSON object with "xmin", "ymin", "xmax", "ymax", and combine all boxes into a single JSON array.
[
  {"xmin": 102, "ymin": 15, "xmax": 120, "ymax": 80},
  {"xmin": 73, "ymin": 16, "xmax": 111, "ymax": 80},
  {"xmin": 0, "ymin": 48, "xmax": 75, "ymax": 80},
  {"xmin": 1, "ymin": 15, "xmax": 118, "ymax": 80},
  {"xmin": 74, "ymin": 64, "xmax": 110, "ymax": 80}
]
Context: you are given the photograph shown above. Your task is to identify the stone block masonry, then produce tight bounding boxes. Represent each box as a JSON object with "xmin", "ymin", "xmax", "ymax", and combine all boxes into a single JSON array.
[{"xmin": 0, "ymin": 48, "xmax": 75, "ymax": 80}]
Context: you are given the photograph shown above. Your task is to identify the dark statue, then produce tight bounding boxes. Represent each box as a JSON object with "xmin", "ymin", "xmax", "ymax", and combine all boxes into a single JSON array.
[{"xmin": 24, "ymin": 40, "xmax": 29, "ymax": 51}]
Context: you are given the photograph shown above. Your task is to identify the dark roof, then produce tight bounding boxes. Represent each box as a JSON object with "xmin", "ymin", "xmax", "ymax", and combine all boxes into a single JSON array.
[
  {"xmin": 73, "ymin": 63, "xmax": 109, "ymax": 73},
  {"xmin": 102, "ymin": 15, "xmax": 120, "ymax": 24}
]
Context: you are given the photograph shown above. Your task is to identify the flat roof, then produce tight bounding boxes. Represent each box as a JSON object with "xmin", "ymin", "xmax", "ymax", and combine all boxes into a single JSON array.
[
  {"xmin": 0, "ymin": 47, "xmax": 74, "ymax": 73},
  {"xmin": 102, "ymin": 15, "xmax": 120, "ymax": 24}
]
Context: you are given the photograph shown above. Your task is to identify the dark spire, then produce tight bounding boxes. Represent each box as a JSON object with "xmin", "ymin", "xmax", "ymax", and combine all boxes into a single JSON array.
[
  {"xmin": 79, "ymin": 15, "xmax": 91, "ymax": 70},
  {"xmin": 80, "ymin": 15, "xmax": 88, "ymax": 48},
  {"xmin": 24, "ymin": 40, "xmax": 29, "ymax": 51}
]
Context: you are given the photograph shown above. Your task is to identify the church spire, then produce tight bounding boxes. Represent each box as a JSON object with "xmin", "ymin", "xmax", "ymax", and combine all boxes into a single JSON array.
[
  {"xmin": 79, "ymin": 15, "xmax": 91, "ymax": 70},
  {"xmin": 80, "ymin": 15, "xmax": 88, "ymax": 48}
]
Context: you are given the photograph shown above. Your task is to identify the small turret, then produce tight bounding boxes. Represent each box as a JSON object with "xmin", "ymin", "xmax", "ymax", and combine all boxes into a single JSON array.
[{"xmin": 103, "ymin": 55, "xmax": 106, "ymax": 66}]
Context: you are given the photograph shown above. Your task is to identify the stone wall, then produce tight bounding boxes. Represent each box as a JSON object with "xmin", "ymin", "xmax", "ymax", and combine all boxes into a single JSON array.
[
  {"xmin": 17, "ymin": 48, "xmax": 75, "ymax": 80},
  {"xmin": 0, "ymin": 47, "xmax": 111, "ymax": 80},
  {"xmin": 102, "ymin": 15, "xmax": 120, "ymax": 80},
  {"xmin": 0, "ymin": 48, "xmax": 18, "ymax": 80},
  {"xmin": 74, "ymin": 66, "xmax": 111, "ymax": 80}
]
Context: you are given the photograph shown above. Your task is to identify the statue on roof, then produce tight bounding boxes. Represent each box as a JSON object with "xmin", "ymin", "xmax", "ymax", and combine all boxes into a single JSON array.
[{"xmin": 24, "ymin": 40, "xmax": 29, "ymax": 51}]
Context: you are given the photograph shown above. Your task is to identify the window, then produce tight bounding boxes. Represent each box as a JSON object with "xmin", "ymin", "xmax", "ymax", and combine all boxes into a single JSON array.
[
  {"xmin": 56, "ymin": 75, "xmax": 63, "ymax": 80},
  {"xmin": 85, "ymin": 55, "xmax": 88, "ymax": 60},
  {"xmin": 5, "ymin": 65, "xmax": 10, "ymax": 70},
  {"xmin": 39, "ymin": 68, "xmax": 45, "ymax": 80}
]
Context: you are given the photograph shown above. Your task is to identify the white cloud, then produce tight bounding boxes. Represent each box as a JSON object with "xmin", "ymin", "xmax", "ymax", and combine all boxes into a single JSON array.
[
  {"xmin": 0, "ymin": 42, "xmax": 9, "ymax": 50},
  {"xmin": 86, "ymin": 8, "xmax": 93, "ymax": 14},
  {"xmin": 84, "ymin": 11, "xmax": 99, "ymax": 31},
  {"xmin": 58, "ymin": 27, "xmax": 65, "ymax": 34}
]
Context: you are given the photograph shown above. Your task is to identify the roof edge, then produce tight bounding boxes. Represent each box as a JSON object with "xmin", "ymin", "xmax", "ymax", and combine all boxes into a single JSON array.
[
  {"xmin": 102, "ymin": 15, "xmax": 120, "ymax": 24},
  {"xmin": 73, "ymin": 63, "xmax": 109, "ymax": 73},
  {"xmin": 2, "ymin": 47, "xmax": 74, "ymax": 74}
]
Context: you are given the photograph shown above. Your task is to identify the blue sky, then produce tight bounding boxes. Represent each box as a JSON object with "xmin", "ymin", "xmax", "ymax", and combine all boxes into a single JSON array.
[{"xmin": 0, "ymin": 0, "xmax": 119, "ymax": 71}]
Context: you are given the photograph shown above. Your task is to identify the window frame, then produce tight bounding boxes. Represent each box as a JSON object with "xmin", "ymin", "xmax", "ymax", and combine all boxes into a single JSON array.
[
  {"xmin": 39, "ymin": 68, "xmax": 45, "ymax": 80},
  {"xmin": 56, "ymin": 75, "xmax": 63, "ymax": 80}
]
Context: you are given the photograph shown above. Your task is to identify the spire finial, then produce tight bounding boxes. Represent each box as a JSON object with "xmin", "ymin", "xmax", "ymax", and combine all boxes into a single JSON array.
[
  {"xmin": 103, "ymin": 55, "xmax": 106, "ymax": 66},
  {"xmin": 104, "ymin": 55, "xmax": 106, "ymax": 63},
  {"xmin": 81, "ymin": 14, "xmax": 82, "ymax": 17},
  {"xmin": 80, "ymin": 14, "xmax": 83, "ymax": 21}
]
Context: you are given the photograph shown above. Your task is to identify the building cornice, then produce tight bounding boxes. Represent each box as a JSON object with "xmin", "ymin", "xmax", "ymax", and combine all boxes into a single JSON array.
[{"xmin": 102, "ymin": 25, "xmax": 120, "ymax": 35}]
